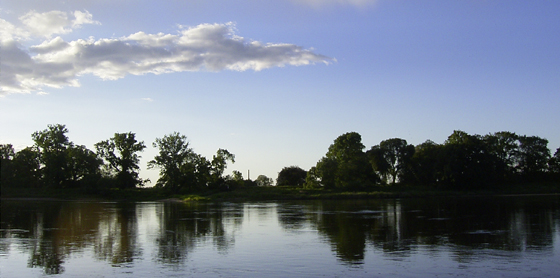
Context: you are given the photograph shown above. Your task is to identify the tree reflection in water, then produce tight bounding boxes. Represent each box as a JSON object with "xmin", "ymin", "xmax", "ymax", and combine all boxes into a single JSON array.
[
  {"xmin": 274, "ymin": 196, "xmax": 559, "ymax": 264},
  {"xmin": 94, "ymin": 202, "xmax": 140, "ymax": 265},
  {"xmin": 155, "ymin": 202, "xmax": 242, "ymax": 264},
  {"xmin": 1, "ymin": 201, "xmax": 142, "ymax": 274},
  {"xmin": 1, "ymin": 196, "xmax": 559, "ymax": 274}
]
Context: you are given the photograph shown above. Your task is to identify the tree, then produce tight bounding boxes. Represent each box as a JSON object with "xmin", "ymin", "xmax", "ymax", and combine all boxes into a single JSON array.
[
  {"xmin": 231, "ymin": 170, "xmax": 244, "ymax": 181},
  {"xmin": 439, "ymin": 130, "xmax": 499, "ymax": 189},
  {"xmin": 549, "ymin": 148, "xmax": 560, "ymax": 175},
  {"xmin": 410, "ymin": 140, "xmax": 441, "ymax": 187},
  {"xmin": 277, "ymin": 166, "xmax": 307, "ymax": 187},
  {"xmin": 95, "ymin": 132, "xmax": 146, "ymax": 189},
  {"xmin": 11, "ymin": 147, "xmax": 41, "ymax": 188},
  {"xmin": 211, "ymin": 149, "xmax": 235, "ymax": 177},
  {"xmin": 0, "ymin": 144, "xmax": 15, "ymax": 160},
  {"xmin": 66, "ymin": 145, "xmax": 102, "ymax": 187},
  {"xmin": 255, "ymin": 175, "xmax": 274, "ymax": 187},
  {"xmin": 207, "ymin": 149, "xmax": 236, "ymax": 190},
  {"xmin": 0, "ymin": 144, "xmax": 16, "ymax": 188},
  {"xmin": 30, "ymin": 124, "xmax": 102, "ymax": 189},
  {"xmin": 304, "ymin": 166, "xmax": 320, "ymax": 189},
  {"xmin": 308, "ymin": 132, "xmax": 377, "ymax": 189},
  {"xmin": 517, "ymin": 135, "xmax": 550, "ymax": 180},
  {"xmin": 148, "ymin": 132, "xmax": 197, "ymax": 192},
  {"xmin": 483, "ymin": 131, "xmax": 520, "ymax": 180},
  {"xmin": 32, "ymin": 124, "xmax": 73, "ymax": 188},
  {"xmin": 310, "ymin": 157, "xmax": 338, "ymax": 189},
  {"xmin": 368, "ymin": 138, "xmax": 414, "ymax": 185},
  {"xmin": 327, "ymin": 132, "xmax": 377, "ymax": 188}
]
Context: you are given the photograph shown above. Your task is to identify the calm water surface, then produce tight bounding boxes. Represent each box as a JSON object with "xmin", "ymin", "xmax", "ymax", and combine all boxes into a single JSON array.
[{"xmin": 1, "ymin": 196, "xmax": 559, "ymax": 277}]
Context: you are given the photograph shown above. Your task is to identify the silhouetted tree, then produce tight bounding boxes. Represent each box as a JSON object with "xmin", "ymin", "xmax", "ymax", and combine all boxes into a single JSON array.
[
  {"xmin": 277, "ymin": 166, "xmax": 307, "ymax": 187},
  {"xmin": 0, "ymin": 144, "xmax": 16, "ymax": 188},
  {"xmin": 304, "ymin": 166, "xmax": 321, "ymax": 189},
  {"xmin": 517, "ymin": 135, "xmax": 550, "ymax": 181},
  {"xmin": 439, "ymin": 130, "xmax": 499, "ymax": 189},
  {"xmin": 207, "ymin": 149, "xmax": 236, "ymax": 190},
  {"xmin": 368, "ymin": 138, "xmax": 415, "ymax": 185},
  {"xmin": 32, "ymin": 124, "xmax": 73, "ymax": 188},
  {"xmin": 28, "ymin": 124, "xmax": 100, "ymax": 189},
  {"xmin": 483, "ymin": 131, "xmax": 520, "ymax": 180},
  {"xmin": 95, "ymin": 132, "xmax": 146, "ymax": 189},
  {"xmin": 549, "ymin": 148, "xmax": 560, "ymax": 176},
  {"xmin": 0, "ymin": 144, "xmax": 15, "ymax": 160},
  {"xmin": 226, "ymin": 170, "xmax": 246, "ymax": 189},
  {"xmin": 306, "ymin": 157, "xmax": 338, "ymax": 189},
  {"xmin": 307, "ymin": 132, "xmax": 377, "ymax": 189},
  {"xmin": 255, "ymin": 175, "xmax": 274, "ymax": 187},
  {"xmin": 12, "ymin": 147, "xmax": 42, "ymax": 187},
  {"xmin": 410, "ymin": 140, "xmax": 441, "ymax": 187},
  {"xmin": 65, "ymin": 145, "xmax": 102, "ymax": 188},
  {"xmin": 148, "ymin": 132, "xmax": 197, "ymax": 192},
  {"xmin": 231, "ymin": 170, "xmax": 244, "ymax": 182}
]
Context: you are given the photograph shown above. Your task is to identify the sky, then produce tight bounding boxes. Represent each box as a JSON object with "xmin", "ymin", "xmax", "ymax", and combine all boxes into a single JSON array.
[{"xmin": 1, "ymin": 0, "xmax": 559, "ymax": 185}]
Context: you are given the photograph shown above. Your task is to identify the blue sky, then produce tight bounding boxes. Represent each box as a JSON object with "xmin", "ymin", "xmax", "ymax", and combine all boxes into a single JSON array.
[{"xmin": 1, "ymin": 0, "xmax": 559, "ymax": 185}]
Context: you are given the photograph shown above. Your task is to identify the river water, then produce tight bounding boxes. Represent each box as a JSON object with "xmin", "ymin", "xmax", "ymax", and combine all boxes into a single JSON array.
[{"xmin": 1, "ymin": 195, "xmax": 559, "ymax": 277}]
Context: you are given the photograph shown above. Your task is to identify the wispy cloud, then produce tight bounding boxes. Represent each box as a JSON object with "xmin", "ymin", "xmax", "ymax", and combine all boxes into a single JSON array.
[{"xmin": 0, "ymin": 11, "xmax": 333, "ymax": 96}]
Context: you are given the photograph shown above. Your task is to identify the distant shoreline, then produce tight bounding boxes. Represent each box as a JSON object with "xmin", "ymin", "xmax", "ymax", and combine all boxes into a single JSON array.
[{"xmin": 3, "ymin": 184, "xmax": 559, "ymax": 202}]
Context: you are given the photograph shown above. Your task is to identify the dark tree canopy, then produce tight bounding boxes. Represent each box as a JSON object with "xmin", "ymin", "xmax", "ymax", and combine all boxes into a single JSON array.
[
  {"xmin": 437, "ymin": 130, "xmax": 500, "ymax": 189},
  {"xmin": 0, "ymin": 144, "xmax": 16, "ymax": 188},
  {"xmin": 368, "ymin": 138, "xmax": 414, "ymax": 185},
  {"xmin": 0, "ymin": 144, "xmax": 15, "ymax": 160},
  {"xmin": 410, "ymin": 140, "xmax": 441, "ymax": 187},
  {"xmin": 255, "ymin": 175, "xmax": 274, "ymax": 187},
  {"xmin": 147, "ymin": 132, "xmax": 238, "ymax": 192},
  {"xmin": 65, "ymin": 145, "xmax": 102, "ymax": 184},
  {"xmin": 148, "ymin": 132, "xmax": 196, "ymax": 191},
  {"xmin": 550, "ymin": 148, "xmax": 560, "ymax": 175},
  {"xmin": 276, "ymin": 166, "xmax": 307, "ymax": 187},
  {"xmin": 32, "ymin": 124, "xmax": 72, "ymax": 188},
  {"xmin": 306, "ymin": 132, "xmax": 378, "ymax": 189},
  {"xmin": 2, "ymin": 125, "xmax": 559, "ymax": 195},
  {"xmin": 11, "ymin": 147, "xmax": 41, "ymax": 187},
  {"xmin": 28, "ymin": 124, "xmax": 100, "ymax": 188},
  {"xmin": 95, "ymin": 132, "xmax": 146, "ymax": 189},
  {"xmin": 517, "ymin": 135, "xmax": 550, "ymax": 177}
]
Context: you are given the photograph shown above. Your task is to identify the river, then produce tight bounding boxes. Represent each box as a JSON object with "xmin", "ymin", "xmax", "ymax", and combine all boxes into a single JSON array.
[{"xmin": 1, "ymin": 195, "xmax": 559, "ymax": 277}]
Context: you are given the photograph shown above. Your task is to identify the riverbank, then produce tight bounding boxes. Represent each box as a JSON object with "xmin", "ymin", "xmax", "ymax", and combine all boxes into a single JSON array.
[{"xmin": 2, "ymin": 182, "xmax": 559, "ymax": 202}]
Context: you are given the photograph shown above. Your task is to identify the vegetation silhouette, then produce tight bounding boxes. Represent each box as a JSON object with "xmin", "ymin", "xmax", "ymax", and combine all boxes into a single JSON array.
[
  {"xmin": 276, "ymin": 166, "xmax": 307, "ymax": 187},
  {"xmin": 1, "ymin": 124, "xmax": 559, "ymax": 199}
]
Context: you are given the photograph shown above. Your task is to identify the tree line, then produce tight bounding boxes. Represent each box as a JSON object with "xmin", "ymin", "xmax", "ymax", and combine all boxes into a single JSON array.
[
  {"xmin": 1, "ymin": 125, "xmax": 559, "ymax": 195},
  {"xmin": 0, "ymin": 124, "xmax": 243, "ymax": 193},
  {"xmin": 302, "ymin": 131, "xmax": 560, "ymax": 190}
]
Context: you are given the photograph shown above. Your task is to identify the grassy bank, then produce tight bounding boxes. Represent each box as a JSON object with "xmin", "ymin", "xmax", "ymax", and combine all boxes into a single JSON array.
[
  {"xmin": 4, "ymin": 182, "xmax": 558, "ymax": 202},
  {"xmin": 198, "ymin": 182, "xmax": 560, "ymax": 202}
]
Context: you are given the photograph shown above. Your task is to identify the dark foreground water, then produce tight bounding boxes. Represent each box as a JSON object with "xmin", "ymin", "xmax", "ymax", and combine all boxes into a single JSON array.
[{"xmin": 1, "ymin": 195, "xmax": 559, "ymax": 277}]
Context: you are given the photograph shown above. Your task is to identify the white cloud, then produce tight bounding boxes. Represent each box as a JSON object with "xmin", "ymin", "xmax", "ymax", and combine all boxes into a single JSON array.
[
  {"xmin": 0, "ymin": 18, "xmax": 29, "ymax": 40},
  {"xmin": 19, "ymin": 10, "xmax": 72, "ymax": 37},
  {"xmin": 0, "ymin": 15, "xmax": 334, "ymax": 96},
  {"xmin": 18, "ymin": 10, "xmax": 99, "ymax": 38},
  {"xmin": 72, "ymin": 10, "xmax": 100, "ymax": 27}
]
